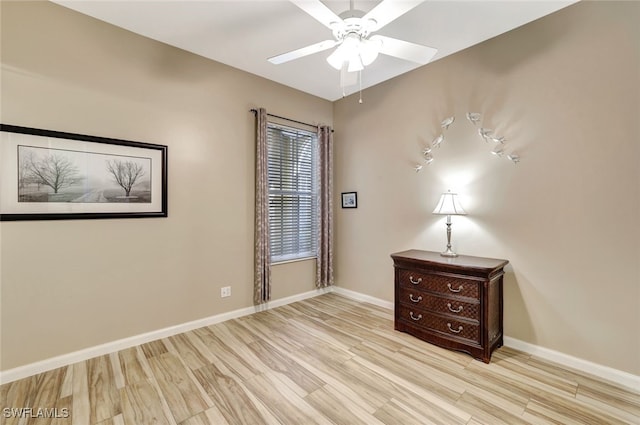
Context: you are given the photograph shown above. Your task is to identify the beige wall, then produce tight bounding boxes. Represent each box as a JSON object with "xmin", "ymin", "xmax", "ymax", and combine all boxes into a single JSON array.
[
  {"xmin": 334, "ymin": 1, "xmax": 639, "ymax": 375},
  {"xmin": 0, "ymin": 1, "xmax": 331, "ymax": 370}
]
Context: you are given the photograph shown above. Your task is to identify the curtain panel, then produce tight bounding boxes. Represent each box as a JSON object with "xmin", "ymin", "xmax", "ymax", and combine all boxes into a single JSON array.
[
  {"xmin": 316, "ymin": 125, "xmax": 334, "ymax": 288},
  {"xmin": 254, "ymin": 108, "xmax": 271, "ymax": 304}
]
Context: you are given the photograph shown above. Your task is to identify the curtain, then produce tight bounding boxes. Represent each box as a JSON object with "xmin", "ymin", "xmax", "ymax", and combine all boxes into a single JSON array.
[
  {"xmin": 316, "ymin": 125, "xmax": 334, "ymax": 288},
  {"xmin": 254, "ymin": 108, "xmax": 271, "ymax": 304}
]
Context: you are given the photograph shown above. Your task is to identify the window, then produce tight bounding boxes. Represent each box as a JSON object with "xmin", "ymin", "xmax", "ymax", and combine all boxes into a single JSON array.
[{"xmin": 267, "ymin": 123, "xmax": 318, "ymax": 263}]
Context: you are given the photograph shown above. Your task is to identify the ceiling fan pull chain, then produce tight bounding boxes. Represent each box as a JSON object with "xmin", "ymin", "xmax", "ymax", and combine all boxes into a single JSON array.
[
  {"xmin": 342, "ymin": 66, "xmax": 347, "ymax": 98},
  {"xmin": 359, "ymin": 70, "xmax": 363, "ymax": 104}
]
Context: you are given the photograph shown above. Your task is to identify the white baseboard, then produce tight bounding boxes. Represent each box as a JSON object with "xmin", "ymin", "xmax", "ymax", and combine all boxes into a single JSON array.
[
  {"xmin": 0, "ymin": 287, "xmax": 328, "ymax": 384},
  {"xmin": 503, "ymin": 337, "xmax": 639, "ymax": 392},
  {"xmin": 255, "ymin": 286, "xmax": 334, "ymax": 312},
  {"xmin": 2, "ymin": 286, "xmax": 638, "ymax": 393},
  {"xmin": 331, "ymin": 286, "xmax": 394, "ymax": 310}
]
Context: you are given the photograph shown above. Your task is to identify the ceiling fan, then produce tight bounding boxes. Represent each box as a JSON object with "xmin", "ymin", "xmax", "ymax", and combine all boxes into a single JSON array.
[{"xmin": 268, "ymin": 0, "xmax": 438, "ymax": 74}]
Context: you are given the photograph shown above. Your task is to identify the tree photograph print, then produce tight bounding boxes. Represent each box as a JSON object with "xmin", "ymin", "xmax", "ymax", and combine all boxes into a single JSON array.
[
  {"xmin": 18, "ymin": 145, "xmax": 152, "ymax": 204},
  {"xmin": 1, "ymin": 124, "xmax": 167, "ymax": 221}
]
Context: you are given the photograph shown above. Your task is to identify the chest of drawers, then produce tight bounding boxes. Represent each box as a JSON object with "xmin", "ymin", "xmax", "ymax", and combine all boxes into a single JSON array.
[{"xmin": 391, "ymin": 249, "xmax": 509, "ymax": 363}]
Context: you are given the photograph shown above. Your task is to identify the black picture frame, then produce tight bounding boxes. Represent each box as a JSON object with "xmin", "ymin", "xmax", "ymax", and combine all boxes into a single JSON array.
[
  {"xmin": 0, "ymin": 124, "xmax": 168, "ymax": 221},
  {"xmin": 341, "ymin": 191, "xmax": 357, "ymax": 209}
]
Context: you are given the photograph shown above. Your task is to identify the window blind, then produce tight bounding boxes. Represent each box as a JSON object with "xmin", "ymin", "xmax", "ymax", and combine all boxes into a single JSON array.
[{"xmin": 267, "ymin": 123, "xmax": 318, "ymax": 263}]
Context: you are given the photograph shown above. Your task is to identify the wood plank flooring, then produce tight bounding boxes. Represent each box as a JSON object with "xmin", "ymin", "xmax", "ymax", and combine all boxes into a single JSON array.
[{"xmin": 1, "ymin": 293, "xmax": 638, "ymax": 424}]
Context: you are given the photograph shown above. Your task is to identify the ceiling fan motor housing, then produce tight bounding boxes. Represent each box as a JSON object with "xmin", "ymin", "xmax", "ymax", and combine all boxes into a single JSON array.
[{"xmin": 331, "ymin": 13, "xmax": 377, "ymax": 42}]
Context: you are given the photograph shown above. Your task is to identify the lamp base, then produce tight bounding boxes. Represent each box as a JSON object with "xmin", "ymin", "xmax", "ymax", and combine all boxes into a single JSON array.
[
  {"xmin": 440, "ymin": 215, "xmax": 459, "ymax": 257},
  {"xmin": 440, "ymin": 248, "xmax": 458, "ymax": 257}
]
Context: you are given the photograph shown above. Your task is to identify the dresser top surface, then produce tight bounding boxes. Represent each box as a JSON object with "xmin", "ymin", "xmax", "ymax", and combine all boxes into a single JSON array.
[{"xmin": 391, "ymin": 249, "xmax": 509, "ymax": 272}]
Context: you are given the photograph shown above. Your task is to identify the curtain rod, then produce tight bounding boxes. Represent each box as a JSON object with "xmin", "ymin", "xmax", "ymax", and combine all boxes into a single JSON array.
[{"xmin": 249, "ymin": 109, "xmax": 333, "ymax": 132}]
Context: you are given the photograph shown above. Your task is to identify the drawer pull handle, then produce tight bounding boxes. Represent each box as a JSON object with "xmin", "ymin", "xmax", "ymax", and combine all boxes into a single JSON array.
[
  {"xmin": 409, "ymin": 294, "xmax": 422, "ymax": 303},
  {"xmin": 447, "ymin": 323, "xmax": 463, "ymax": 333},
  {"xmin": 409, "ymin": 312, "xmax": 422, "ymax": 321},
  {"xmin": 409, "ymin": 276, "xmax": 422, "ymax": 285},
  {"xmin": 447, "ymin": 303, "xmax": 463, "ymax": 313},
  {"xmin": 447, "ymin": 283, "xmax": 463, "ymax": 293}
]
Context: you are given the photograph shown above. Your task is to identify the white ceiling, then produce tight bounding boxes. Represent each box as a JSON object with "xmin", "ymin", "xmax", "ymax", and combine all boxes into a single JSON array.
[{"xmin": 52, "ymin": 0, "xmax": 578, "ymax": 101}]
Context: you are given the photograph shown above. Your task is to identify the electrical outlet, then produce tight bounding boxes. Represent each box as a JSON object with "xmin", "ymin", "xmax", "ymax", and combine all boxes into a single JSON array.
[{"xmin": 221, "ymin": 286, "xmax": 231, "ymax": 298}]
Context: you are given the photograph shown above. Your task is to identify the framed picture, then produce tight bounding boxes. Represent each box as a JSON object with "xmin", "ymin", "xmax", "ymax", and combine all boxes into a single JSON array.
[
  {"xmin": 341, "ymin": 191, "xmax": 357, "ymax": 209},
  {"xmin": 0, "ymin": 124, "xmax": 168, "ymax": 221}
]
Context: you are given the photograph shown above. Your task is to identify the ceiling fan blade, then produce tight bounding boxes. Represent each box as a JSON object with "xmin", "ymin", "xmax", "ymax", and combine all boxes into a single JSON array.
[
  {"xmin": 290, "ymin": 0, "xmax": 342, "ymax": 30},
  {"xmin": 268, "ymin": 39, "xmax": 338, "ymax": 65},
  {"xmin": 363, "ymin": 0, "xmax": 426, "ymax": 32},
  {"xmin": 370, "ymin": 35, "xmax": 437, "ymax": 64}
]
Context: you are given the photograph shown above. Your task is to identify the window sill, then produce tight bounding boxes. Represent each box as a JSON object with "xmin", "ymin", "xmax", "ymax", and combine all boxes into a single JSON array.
[{"xmin": 271, "ymin": 256, "xmax": 317, "ymax": 266}]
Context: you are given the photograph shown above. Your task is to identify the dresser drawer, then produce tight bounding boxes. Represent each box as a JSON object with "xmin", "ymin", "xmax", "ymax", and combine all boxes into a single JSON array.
[
  {"xmin": 397, "ymin": 304, "xmax": 480, "ymax": 344},
  {"xmin": 398, "ymin": 288, "xmax": 480, "ymax": 321},
  {"xmin": 398, "ymin": 269, "xmax": 479, "ymax": 299}
]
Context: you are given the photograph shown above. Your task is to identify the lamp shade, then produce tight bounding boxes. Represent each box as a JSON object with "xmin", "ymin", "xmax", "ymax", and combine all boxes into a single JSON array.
[{"xmin": 432, "ymin": 190, "xmax": 467, "ymax": 215}]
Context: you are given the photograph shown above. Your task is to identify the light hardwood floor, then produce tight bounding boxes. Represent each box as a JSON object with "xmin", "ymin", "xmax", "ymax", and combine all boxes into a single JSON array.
[{"xmin": 1, "ymin": 293, "xmax": 638, "ymax": 425}]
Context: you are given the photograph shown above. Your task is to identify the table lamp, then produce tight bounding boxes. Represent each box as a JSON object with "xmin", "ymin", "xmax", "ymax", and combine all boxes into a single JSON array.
[{"xmin": 432, "ymin": 190, "xmax": 467, "ymax": 257}]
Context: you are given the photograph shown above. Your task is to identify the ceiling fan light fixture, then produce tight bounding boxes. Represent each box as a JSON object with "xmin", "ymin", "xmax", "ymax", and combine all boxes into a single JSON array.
[
  {"xmin": 327, "ymin": 39, "xmax": 351, "ymax": 69},
  {"xmin": 326, "ymin": 48, "xmax": 345, "ymax": 70},
  {"xmin": 347, "ymin": 56, "xmax": 364, "ymax": 72},
  {"xmin": 359, "ymin": 38, "xmax": 380, "ymax": 66},
  {"xmin": 327, "ymin": 33, "xmax": 366, "ymax": 71}
]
